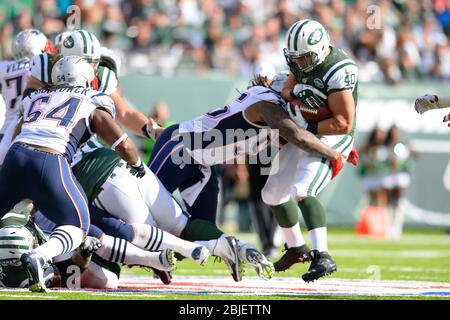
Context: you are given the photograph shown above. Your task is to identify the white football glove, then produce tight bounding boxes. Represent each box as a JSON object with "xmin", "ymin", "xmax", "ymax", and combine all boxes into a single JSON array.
[
  {"xmin": 287, "ymin": 103, "xmax": 308, "ymax": 129},
  {"xmin": 414, "ymin": 94, "xmax": 441, "ymax": 114},
  {"xmin": 292, "ymin": 83, "xmax": 327, "ymax": 100}
]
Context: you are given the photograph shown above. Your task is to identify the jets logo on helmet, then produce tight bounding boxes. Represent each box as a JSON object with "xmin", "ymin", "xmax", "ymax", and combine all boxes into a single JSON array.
[
  {"xmin": 284, "ymin": 20, "xmax": 330, "ymax": 73},
  {"xmin": 60, "ymin": 30, "xmax": 101, "ymax": 67},
  {"xmin": 307, "ymin": 28, "xmax": 323, "ymax": 46},
  {"xmin": 63, "ymin": 36, "xmax": 75, "ymax": 49}
]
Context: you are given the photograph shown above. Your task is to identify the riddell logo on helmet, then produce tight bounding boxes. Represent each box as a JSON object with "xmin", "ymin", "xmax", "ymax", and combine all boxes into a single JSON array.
[
  {"xmin": 63, "ymin": 36, "xmax": 74, "ymax": 48},
  {"xmin": 307, "ymin": 28, "xmax": 323, "ymax": 45}
]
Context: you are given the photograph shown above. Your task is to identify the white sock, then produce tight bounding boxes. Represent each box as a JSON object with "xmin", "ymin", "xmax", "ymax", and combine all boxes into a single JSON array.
[
  {"xmin": 196, "ymin": 239, "xmax": 218, "ymax": 254},
  {"xmin": 281, "ymin": 222, "xmax": 306, "ymax": 248},
  {"xmin": 309, "ymin": 227, "xmax": 328, "ymax": 252},
  {"xmin": 131, "ymin": 223, "xmax": 201, "ymax": 258},
  {"xmin": 34, "ymin": 225, "xmax": 83, "ymax": 261},
  {"xmin": 96, "ymin": 234, "xmax": 162, "ymax": 267}
]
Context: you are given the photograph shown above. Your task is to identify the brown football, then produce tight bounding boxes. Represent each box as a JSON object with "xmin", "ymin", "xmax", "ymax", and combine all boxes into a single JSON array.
[{"xmin": 289, "ymin": 98, "xmax": 333, "ymax": 123}]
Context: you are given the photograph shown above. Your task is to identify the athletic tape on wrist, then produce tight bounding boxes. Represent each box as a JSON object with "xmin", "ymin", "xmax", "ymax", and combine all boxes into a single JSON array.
[{"xmin": 111, "ymin": 133, "xmax": 128, "ymax": 150}]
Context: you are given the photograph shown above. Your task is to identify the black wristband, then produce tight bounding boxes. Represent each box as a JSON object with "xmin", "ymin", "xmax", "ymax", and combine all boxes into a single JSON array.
[
  {"xmin": 290, "ymin": 89, "xmax": 297, "ymax": 100},
  {"xmin": 306, "ymin": 122, "xmax": 318, "ymax": 134},
  {"xmin": 141, "ymin": 124, "xmax": 150, "ymax": 139}
]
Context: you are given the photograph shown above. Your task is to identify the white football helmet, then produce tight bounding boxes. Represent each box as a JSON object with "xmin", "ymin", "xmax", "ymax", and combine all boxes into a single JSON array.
[
  {"xmin": 269, "ymin": 71, "xmax": 290, "ymax": 93},
  {"xmin": 54, "ymin": 31, "xmax": 72, "ymax": 54},
  {"xmin": 284, "ymin": 19, "xmax": 330, "ymax": 73},
  {"xmin": 51, "ymin": 56, "xmax": 95, "ymax": 87},
  {"xmin": 12, "ymin": 29, "xmax": 51, "ymax": 62},
  {"xmin": 0, "ymin": 225, "xmax": 37, "ymax": 288},
  {"xmin": 60, "ymin": 30, "xmax": 101, "ymax": 67}
]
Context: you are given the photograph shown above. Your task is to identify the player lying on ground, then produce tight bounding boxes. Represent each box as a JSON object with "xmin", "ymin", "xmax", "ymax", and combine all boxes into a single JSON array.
[{"xmin": 0, "ymin": 56, "xmax": 146, "ymax": 292}]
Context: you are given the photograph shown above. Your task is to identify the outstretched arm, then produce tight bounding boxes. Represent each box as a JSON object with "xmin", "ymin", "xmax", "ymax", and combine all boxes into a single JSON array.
[
  {"xmin": 257, "ymin": 101, "xmax": 338, "ymax": 160},
  {"xmin": 91, "ymin": 109, "xmax": 146, "ymax": 178},
  {"xmin": 110, "ymin": 91, "xmax": 163, "ymax": 139}
]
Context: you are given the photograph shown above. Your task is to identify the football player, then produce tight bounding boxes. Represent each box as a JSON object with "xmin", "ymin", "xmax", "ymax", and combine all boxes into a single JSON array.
[
  {"xmin": 20, "ymin": 30, "xmax": 249, "ymax": 283},
  {"xmin": 262, "ymin": 19, "xmax": 359, "ymax": 282},
  {"xmin": 0, "ymin": 29, "xmax": 55, "ymax": 164},
  {"xmin": 0, "ymin": 56, "xmax": 146, "ymax": 292}
]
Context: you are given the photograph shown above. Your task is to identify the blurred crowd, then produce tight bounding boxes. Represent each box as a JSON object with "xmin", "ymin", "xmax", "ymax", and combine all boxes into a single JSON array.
[{"xmin": 2, "ymin": 0, "xmax": 450, "ymax": 82}]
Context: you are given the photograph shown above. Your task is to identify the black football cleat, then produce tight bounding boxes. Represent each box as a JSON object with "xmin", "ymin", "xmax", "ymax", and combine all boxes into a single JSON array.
[
  {"xmin": 302, "ymin": 250, "xmax": 337, "ymax": 283},
  {"xmin": 274, "ymin": 243, "xmax": 310, "ymax": 272},
  {"xmin": 151, "ymin": 267, "xmax": 172, "ymax": 285}
]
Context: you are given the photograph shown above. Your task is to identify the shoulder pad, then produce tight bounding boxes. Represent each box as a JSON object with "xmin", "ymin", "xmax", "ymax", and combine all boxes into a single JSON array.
[{"xmin": 90, "ymin": 91, "xmax": 116, "ymax": 119}]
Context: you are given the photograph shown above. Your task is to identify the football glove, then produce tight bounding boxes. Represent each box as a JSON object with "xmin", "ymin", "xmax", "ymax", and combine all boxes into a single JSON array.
[
  {"xmin": 414, "ymin": 94, "xmax": 442, "ymax": 114},
  {"xmin": 330, "ymin": 153, "xmax": 344, "ymax": 179},
  {"xmin": 142, "ymin": 119, "xmax": 163, "ymax": 140},
  {"xmin": 292, "ymin": 84, "xmax": 327, "ymax": 109},
  {"xmin": 444, "ymin": 112, "xmax": 450, "ymax": 126},
  {"xmin": 347, "ymin": 147, "xmax": 359, "ymax": 166},
  {"xmin": 79, "ymin": 236, "xmax": 102, "ymax": 258},
  {"xmin": 127, "ymin": 158, "xmax": 146, "ymax": 178},
  {"xmin": 287, "ymin": 103, "xmax": 308, "ymax": 128}
]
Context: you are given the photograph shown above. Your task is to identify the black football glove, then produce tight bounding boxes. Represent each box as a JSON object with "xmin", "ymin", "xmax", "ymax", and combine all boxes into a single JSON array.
[
  {"xmin": 79, "ymin": 236, "xmax": 102, "ymax": 258},
  {"xmin": 127, "ymin": 159, "xmax": 146, "ymax": 178}
]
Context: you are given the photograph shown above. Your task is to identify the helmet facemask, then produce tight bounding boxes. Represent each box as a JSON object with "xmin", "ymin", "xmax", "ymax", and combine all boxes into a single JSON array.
[{"xmin": 284, "ymin": 48, "xmax": 320, "ymax": 74}]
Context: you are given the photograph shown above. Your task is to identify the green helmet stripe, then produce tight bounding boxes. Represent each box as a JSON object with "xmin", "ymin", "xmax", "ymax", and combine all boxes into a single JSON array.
[
  {"xmin": 0, "ymin": 244, "xmax": 31, "ymax": 249},
  {"xmin": 80, "ymin": 31, "xmax": 88, "ymax": 54},
  {"xmin": 287, "ymin": 21, "xmax": 300, "ymax": 51},
  {"xmin": 0, "ymin": 236, "xmax": 29, "ymax": 241},
  {"xmin": 87, "ymin": 32, "xmax": 94, "ymax": 55},
  {"xmin": 293, "ymin": 20, "xmax": 311, "ymax": 51}
]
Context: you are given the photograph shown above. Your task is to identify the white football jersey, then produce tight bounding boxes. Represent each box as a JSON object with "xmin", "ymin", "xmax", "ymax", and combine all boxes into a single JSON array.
[
  {"xmin": 15, "ymin": 86, "xmax": 115, "ymax": 161},
  {"xmin": 0, "ymin": 60, "xmax": 31, "ymax": 134},
  {"xmin": 178, "ymin": 86, "xmax": 286, "ymax": 165}
]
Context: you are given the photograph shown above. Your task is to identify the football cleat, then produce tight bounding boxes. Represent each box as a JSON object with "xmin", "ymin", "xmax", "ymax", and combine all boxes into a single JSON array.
[
  {"xmin": 239, "ymin": 245, "xmax": 274, "ymax": 281},
  {"xmin": 191, "ymin": 246, "xmax": 210, "ymax": 266},
  {"xmin": 151, "ymin": 267, "xmax": 172, "ymax": 285},
  {"xmin": 20, "ymin": 251, "xmax": 48, "ymax": 293},
  {"xmin": 212, "ymin": 235, "xmax": 244, "ymax": 282},
  {"xmin": 274, "ymin": 243, "xmax": 310, "ymax": 272},
  {"xmin": 302, "ymin": 250, "xmax": 337, "ymax": 283},
  {"xmin": 157, "ymin": 249, "xmax": 177, "ymax": 272}
]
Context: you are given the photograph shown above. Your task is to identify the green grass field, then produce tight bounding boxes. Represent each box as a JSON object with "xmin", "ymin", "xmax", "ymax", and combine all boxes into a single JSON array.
[{"xmin": 1, "ymin": 228, "xmax": 449, "ymax": 300}]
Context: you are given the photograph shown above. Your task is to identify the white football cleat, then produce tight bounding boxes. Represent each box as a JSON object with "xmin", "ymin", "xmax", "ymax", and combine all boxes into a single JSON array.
[
  {"xmin": 212, "ymin": 235, "xmax": 244, "ymax": 282},
  {"xmin": 239, "ymin": 243, "xmax": 274, "ymax": 281}
]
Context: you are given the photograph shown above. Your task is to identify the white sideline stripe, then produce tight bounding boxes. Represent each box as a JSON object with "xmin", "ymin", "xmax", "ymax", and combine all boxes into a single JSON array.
[
  {"xmin": 0, "ymin": 294, "xmax": 59, "ymax": 299},
  {"xmin": 331, "ymin": 249, "xmax": 450, "ymax": 258},
  {"xmin": 401, "ymin": 199, "xmax": 450, "ymax": 226},
  {"xmin": 410, "ymin": 139, "xmax": 450, "ymax": 154}
]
